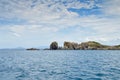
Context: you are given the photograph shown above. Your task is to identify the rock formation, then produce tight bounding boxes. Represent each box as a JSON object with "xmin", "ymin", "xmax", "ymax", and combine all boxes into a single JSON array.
[
  {"xmin": 64, "ymin": 42, "xmax": 79, "ymax": 50},
  {"xmin": 48, "ymin": 41, "xmax": 120, "ymax": 50},
  {"xmin": 79, "ymin": 41, "xmax": 103, "ymax": 50},
  {"xmin": 50, "ymin": 41, "xmax": 58, "ymax": 50}
]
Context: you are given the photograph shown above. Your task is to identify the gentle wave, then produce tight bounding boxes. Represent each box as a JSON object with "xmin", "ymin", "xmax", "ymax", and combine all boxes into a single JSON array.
[{"xmin": 0, "ymin": 50, "xmax": 120, "ymax": 80}]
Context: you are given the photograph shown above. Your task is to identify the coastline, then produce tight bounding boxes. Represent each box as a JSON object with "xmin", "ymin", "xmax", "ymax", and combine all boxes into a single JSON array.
[{"xmin": 26, "ymin": 41, "xmax": 120, "ymax": 50}]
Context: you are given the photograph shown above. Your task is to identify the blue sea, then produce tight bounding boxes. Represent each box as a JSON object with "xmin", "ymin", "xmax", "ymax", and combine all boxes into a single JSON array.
[{"xmin": 0, "ymin": 50, "xmax": 120, "ymax": 80}]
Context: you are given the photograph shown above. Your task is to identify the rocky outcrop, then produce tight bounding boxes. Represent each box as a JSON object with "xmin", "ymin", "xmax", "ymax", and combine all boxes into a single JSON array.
[
  {"xmin": 50, "ymin": 41, "xmax": 58, "ymax": 50},
  {"xmin": 79, "ymin": 41, "xmax": 103, "ymax": 50},
  {"xmin": 105, "ymin": 45, "xmax": 120, "ymax": 50},
  {"xmin": 49, "ymin": 41, "xmax": 120, "ymax": 50},
  {"xmin": 64, "ymin": 42, "xmax": 79, "ymax": 50},
  {"xmin": 63, "ymin": 41, "xmax": 104, "ymax": 50}
]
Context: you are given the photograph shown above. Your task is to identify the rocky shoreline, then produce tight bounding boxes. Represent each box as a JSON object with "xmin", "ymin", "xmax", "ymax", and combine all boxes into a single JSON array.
[
  {"xmin": 49, "ymin": 41, "xmax": 120, "ymax": 50},
  {"xmin": 26, "ymin": 41, "xmax": 120, "ymax": 50}
]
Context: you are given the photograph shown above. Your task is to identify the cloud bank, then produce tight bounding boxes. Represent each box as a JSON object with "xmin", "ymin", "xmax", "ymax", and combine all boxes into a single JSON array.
[{"xmin": 0, "ymin": 0, "xmax": 120, "ymax": 48}]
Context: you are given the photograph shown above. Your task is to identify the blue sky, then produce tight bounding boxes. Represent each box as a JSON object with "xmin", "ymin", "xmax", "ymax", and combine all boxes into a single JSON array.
[{"xmin": 0, "ymin": 0, "xmax": 120, "ymax": 48}]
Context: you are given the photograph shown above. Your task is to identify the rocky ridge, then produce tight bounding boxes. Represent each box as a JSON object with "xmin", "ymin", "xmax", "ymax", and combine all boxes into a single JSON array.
[{"xmin": 50, "ymin": 41, "xmax": 120, "ymax": 50}]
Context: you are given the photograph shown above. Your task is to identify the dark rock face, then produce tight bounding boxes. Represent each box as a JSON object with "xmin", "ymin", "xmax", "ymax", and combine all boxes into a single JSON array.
[{"xmin": 50, "ymin": 41, "xmax": 58, "ymax": 50}]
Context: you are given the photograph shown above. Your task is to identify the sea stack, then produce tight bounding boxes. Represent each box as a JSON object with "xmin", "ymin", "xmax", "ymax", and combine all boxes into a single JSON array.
[{"xmin": 50, "ymin": 41, "xmax": 58, "ymax": 50}]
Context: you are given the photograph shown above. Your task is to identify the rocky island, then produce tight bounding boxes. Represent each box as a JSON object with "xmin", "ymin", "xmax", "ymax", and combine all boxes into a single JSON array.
[
  {"xmin": 26, "ymin": 41, "xmax": 120, "ymax": 50},
  {"xmin": 26, "ymin": 48, "xmax": 40, "ymax": 50},
  {"xmin": 49, "ymin": 41, "xmax": 120, "ymax": 50}
]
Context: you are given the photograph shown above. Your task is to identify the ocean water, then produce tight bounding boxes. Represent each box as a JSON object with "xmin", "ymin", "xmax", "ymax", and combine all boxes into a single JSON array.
[{"xmin": 0, "ymin": 50, "xmax": 120, "ymax": 80}]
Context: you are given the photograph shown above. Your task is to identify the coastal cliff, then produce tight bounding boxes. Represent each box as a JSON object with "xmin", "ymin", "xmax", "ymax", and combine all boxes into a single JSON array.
[{"xmin": 50, "ymin": 41, "xmax": 120, "ymax": 50}]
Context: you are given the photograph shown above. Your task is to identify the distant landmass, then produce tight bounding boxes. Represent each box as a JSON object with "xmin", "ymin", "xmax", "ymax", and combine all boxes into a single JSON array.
[
  {"xmin": 49, "ymin": 41, "xmax": 120, "ymax": 50},
  {"xmin": 26, "ymin": 48, "xmax": 40, "ymax": 50},
  {"xmin": 1, "ymin": 41, "xmax": 119, "ymax": 50},
  {"xmin": 26, "ymin": 41, "xmax": 120, "ymax": 50},
  {"xmin": 0, "ymin": 47, "xmax": 25, "ymax": 50}
]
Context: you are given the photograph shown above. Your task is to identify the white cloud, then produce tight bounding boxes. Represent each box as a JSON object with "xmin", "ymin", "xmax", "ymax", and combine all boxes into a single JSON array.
[
  {"xmin": 12, "ymin": 32, "xmax": 21, "ymax": 37},
  {"xmin": 8, "ymin": 25, "xmax": 60, "ymax": 37},
  {"xmin": 0, "ymin": 0, "xmax": 120, "ymax": 46},
  {"xmin": 103, "ymin": 0, "xmax": 120, "ymax": 16},
  {"xmin": 0, "ymin": 0, "xmax": 100, "ymax": 23}
]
